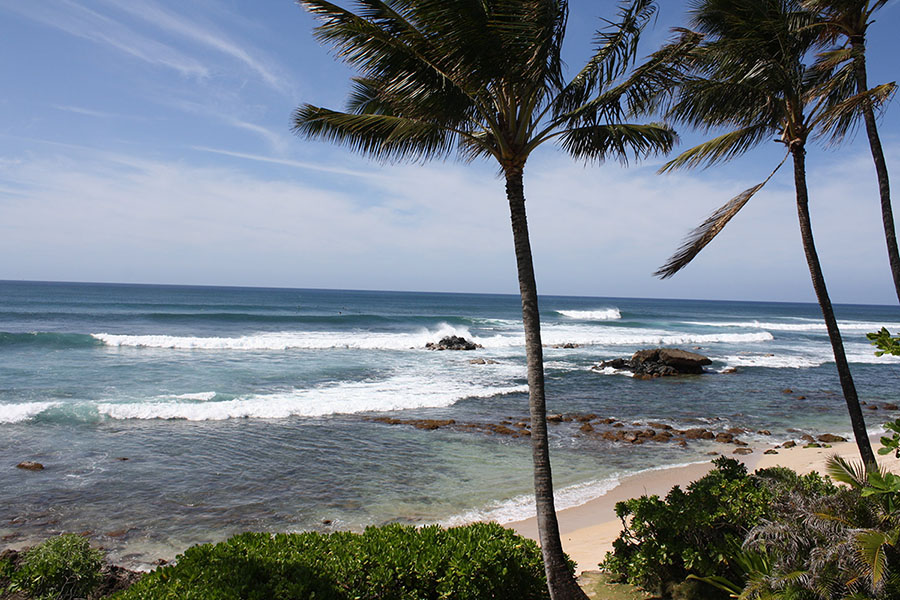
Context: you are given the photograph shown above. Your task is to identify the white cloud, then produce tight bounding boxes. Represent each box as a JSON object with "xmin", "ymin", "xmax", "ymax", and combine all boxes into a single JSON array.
[{"xmin": 0, "ymin": 143, "xmax": 895, "ymax": 304}]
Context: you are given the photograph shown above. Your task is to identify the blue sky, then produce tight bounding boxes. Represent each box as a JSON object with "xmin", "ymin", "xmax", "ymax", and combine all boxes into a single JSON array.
[{"xmin": 0, "ymin": 0, "xmax": 898, "ymax": 304}]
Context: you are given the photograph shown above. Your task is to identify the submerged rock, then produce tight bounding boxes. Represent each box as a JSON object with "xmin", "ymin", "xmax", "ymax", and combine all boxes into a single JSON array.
[
  {"xmin": 594, "ymin": 348, "xmax": 712, "ymax": 378},
  {"xmin": 426, "ymin": 336, "xmax": 482, "ymax": 351},
  {"xmin": 16, "ymin": 461, "xmax": 44, "ymax": 471}
]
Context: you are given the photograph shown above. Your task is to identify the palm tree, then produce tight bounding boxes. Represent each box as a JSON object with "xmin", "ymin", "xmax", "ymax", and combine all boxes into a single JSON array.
[
  {"xmin": 653, "ymin": 0, "xmax": 894, "ymax": 468},
  {"xmin": 291, "ymin": 1, "xmax": 682, "ymax": 597},
  {"xmin": 802, "ymin": 0, "xmax": 899, "ymax": 303}
]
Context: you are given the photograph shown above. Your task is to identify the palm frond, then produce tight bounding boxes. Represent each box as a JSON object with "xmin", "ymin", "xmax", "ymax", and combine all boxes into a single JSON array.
[
  {"xmin": 812, "ymin": 82, "xmax": 897, "ymax": 144},
  {"xmin": 293, "ymin": 104, "xmax": 461, "ymax": 162},
  {"xmin": 826, "ymin": 455, "xmax": 869, "ymax": 489},
  {"xmin": 855, "ymin": 529, "xmax": 893, "ymax": 587},
  {"xmin": 554, "ymin": 0, "xmax": 658, "ymax": 115},
  {"xmin": 556, "ymin": 122, "xmax": 677, "ymax": 165},
  {"xmin": 558, "ymin": 28, "xmax": 703, "ymax": 127},
  {"xmin": 299, "ymin": 0, "xmax": 486, "ymax": 112},
  {"xmin": 659, "ymin": 123, "xmax": 774, "ymax": 172},
  {"xmin": 654, "ymin": 152, "xmax": 788, "ymax": 279},
  {"xmin": 667, "ymin": 73, "xmax": 783, "ymax": 133}
]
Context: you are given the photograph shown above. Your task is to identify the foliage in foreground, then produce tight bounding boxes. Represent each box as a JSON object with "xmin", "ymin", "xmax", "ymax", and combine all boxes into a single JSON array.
[
  {"xmin": 114, "ymin": 522, "xmax": 556, "ymax": 600},
  {"xmin": 737, "ymin": 456, "xmax": 900, "ymax": 600},
  {"xmin": 5, "ymin": 534, "xmax": 105, "ymax": 600},
  {"xmin": 868, "ymin": 328, "xmax": 900, "ymax": 357},
  {"xmin": 602, "ymin": 457, "xmax": 838, "ymax": 599}
]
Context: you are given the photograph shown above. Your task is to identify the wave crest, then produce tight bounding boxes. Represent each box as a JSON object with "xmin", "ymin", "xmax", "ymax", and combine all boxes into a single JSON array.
[{"xmin": 556, "ymin": 309, "xmax": 621, "ymax": 321}]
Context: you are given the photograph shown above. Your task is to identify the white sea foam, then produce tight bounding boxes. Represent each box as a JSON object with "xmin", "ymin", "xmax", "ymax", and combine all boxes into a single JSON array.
[
  {"xmin": 719, "ymin": 344, "xmax": 900, "ymax": 369},
  {"xmin": 441, "ymin": 461, "xmax": 708, "ymax": 526},
  {"xmin": 556, "ymin": 308, "xmax": 622, "ymax": 321},
  {"xmin": 93, "ymin": 326, "xmax": 774, "ymax": 352},
  {"xmin": 683, "ymin": 319, "xmax": 900, "ymax": 333},
  {"xmin": 719, "ymin": 353, "xmax": 827, "ymax": 369},
  {"xmin": 591, "ymin": 366, "xmax": 633, "ymax": 377},
  {"xmin": 93, "ymin": 323, "xmax": 484, "ymax": 351},
  {"xmin": 0, "ymin": 401, "xmax": 62, "ymax": 423},
  {"xmin": 96, "ymin": 375, "xmax": 528, "ymax": 421},
  {"xmin": 170, "ymin": 392, "xmax": 217, "ymax": 401}
]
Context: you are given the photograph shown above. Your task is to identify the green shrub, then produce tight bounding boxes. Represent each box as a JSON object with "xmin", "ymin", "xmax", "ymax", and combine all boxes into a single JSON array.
[
  {"xmin": 113, "ymin": 522, "xmax": 555, "ymax": 600},
  {"xmin": 11, "ymin": 534, "xmax": 104, "ymax": 600},
  {"xmin": 601, "ymin": 457, "xmax": 837, "ymax": 598}
]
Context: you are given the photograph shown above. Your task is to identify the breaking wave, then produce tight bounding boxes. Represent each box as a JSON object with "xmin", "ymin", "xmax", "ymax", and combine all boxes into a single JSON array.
[
  {"xmin": 92, "ymin": 326, "xmax": 774, "ymax": 351},
  {"xmin": 556, "ymin": 309, "xmax": 622, "ymax": 321}
]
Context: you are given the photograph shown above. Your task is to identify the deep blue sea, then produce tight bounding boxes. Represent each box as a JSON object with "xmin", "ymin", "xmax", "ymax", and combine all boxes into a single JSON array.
[{"xmin": 1, "ymin": 280, "xmax": 899, "ymax": 567}]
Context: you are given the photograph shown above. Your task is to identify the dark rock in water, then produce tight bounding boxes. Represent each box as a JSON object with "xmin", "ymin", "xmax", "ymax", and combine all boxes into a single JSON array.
[
  {"xmin": 782, "ymin": 440, "xmax": 797, "ymax": 449},
  {"xmin": 426, "ymin": 336, "xmax": 482, "ymax": 351},
  {"xmin": 817, "ymin": 433, "xmax": 847, "ymax": 443},
  {"xmin": 757, "ymin": 430, "xmax": 771, "ymax": 436},
  {"xmin": 370, "ymin": 417, "xmax": 456, "ymax": 430},
  {"xmin": 16, "ymin": 461, "xmax": 44, "ymax": 471},
  {"xmin": 547, "ymin": 342, "xmax": 580, "ymax": 349},
  {"xmin": 468, "ymin": 358, "xmax": 499, "ymax": 365},
  {"xmin": 595, "ymin": 348, "xmax": 712, "ymax": 378},
  {"xmin": 884, "ymin": 403, "xmax": 899, "ymax": 410}
]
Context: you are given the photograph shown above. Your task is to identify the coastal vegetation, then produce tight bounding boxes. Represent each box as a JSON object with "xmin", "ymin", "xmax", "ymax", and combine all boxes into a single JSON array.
[
  {"xmin": 603, "ymin": 452, "xmax": 900, "ymax": 599},
  {"xmin": 869, "ymin": 327, "xmax": 900, "ymax": 356},
  {"xmin": 2, "ymin": 534, "xmax": 104, "ymax": 600},
  {"xmin": 290, "ymin": 0, "xmax": 681, "ymax": 596},
  {"xmin": 111, "ymin": 522, "xmax": 551, "ymax": 600},
  {"xmin": 602, "ymin": 457, "xmax": 838, "ymax": 598},
  {"xmin": 652, "ymin": 0, "xmax": 896, "ymax": 469}
]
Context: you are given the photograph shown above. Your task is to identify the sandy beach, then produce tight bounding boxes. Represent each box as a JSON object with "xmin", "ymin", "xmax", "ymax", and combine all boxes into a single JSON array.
[{"xmin": 509, "ymin": 437, "xmax": 900, "ymax": 574}]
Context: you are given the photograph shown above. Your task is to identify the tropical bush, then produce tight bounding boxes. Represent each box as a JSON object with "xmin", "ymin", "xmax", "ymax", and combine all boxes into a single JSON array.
[
  {"xmin": 868, "ymin": 328, "xmax": 900, "ymax": 357},
  {"xmin": 602, "ymin": 457, "xmax": 837, "ymax": 598},
  {"xmin": 114, "ymin": 522, "xmax": 556, "ymax": 600},
  {"xmin": 737, "ymin": 456, "xmax": 900, "ymax": 600},
  {"xmin": 7, "ymin": 533, "xmax": 105, "ymax": 600}
]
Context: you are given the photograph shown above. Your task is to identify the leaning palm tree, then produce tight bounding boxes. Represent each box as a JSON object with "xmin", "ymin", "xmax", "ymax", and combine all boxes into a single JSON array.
[
  {"xmin": 654, "ymin": 0, "xmax": 895, "ymax": 468},
  {"xmin": 802, "ymin": 0, "xmax": 899, "ymax": 303},
  {"xmin": 291, "ymin": 1, "xmax": 683, "ymax": 597}
]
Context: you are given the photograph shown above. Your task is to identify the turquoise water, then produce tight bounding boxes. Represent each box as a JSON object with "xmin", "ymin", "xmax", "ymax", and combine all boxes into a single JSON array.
[{"xmin": 1, "ymin": 281, "xmax": 899, "ymax": 567}]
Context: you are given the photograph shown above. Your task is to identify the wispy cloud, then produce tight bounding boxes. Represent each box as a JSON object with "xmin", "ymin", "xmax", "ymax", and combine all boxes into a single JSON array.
[
  {"xmin": 98, "ymin": 0, "xmax": 292, "ymax": 94},
  {"xmin": 222, "ymin": 119, "xmax": 289, "ymax": 152},
  {"xmin": 192, "ymin": 146, "xmax": 387, "ymax": 179},
  {"xmin": 52, "ymin": 105, "xmax": 134, "ymax": 119},
  {"xmin": 0, "ymin": 0, "xmax": 209, "ymax": 78}
]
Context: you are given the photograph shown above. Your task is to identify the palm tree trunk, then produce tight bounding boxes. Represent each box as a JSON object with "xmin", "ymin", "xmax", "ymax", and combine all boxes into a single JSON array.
[
  {"xmin": 505, "ymin": 167, "xmax": 588, "ymax": 600},
  {"xmin": 851, "ymin": 37, "xmax": 900, "ymax": 303},
  {"xmin": 792, "ymin": 146, "xmax": 877, "ymax": 468}
]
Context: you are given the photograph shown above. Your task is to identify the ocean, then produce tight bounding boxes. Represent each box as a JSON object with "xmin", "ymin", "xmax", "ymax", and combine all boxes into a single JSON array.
[{"xmin": 1, "ymin": 280, "xmax": 899, "ymax": 568}]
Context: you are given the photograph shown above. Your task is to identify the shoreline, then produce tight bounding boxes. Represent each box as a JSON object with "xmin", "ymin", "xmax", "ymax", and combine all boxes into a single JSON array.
[{"xmin": 508, "ymin": 435, "xmax": 900, "ymax": 574}]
